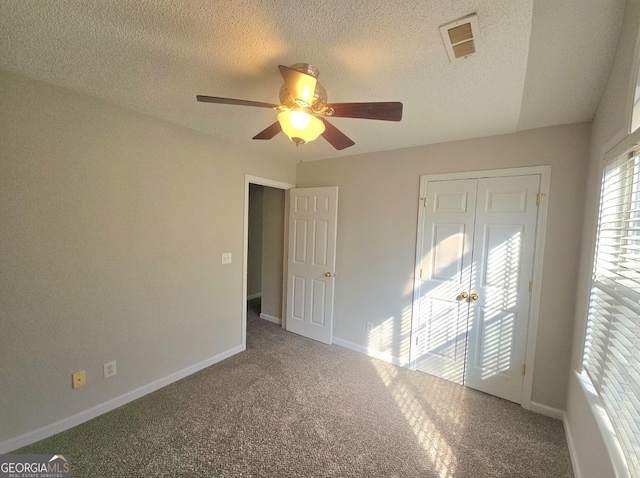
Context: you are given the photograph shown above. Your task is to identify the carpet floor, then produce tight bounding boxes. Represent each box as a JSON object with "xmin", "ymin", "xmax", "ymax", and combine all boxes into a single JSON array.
[{"xmin": 15, "ymin": 301, "xmax": 573, "ymax": 477}]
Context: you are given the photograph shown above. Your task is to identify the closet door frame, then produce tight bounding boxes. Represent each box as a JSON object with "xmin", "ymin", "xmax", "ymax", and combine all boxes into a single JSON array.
[{"xmin": 410, "ymin": 165, "xmax": 551, "ymax": 411}]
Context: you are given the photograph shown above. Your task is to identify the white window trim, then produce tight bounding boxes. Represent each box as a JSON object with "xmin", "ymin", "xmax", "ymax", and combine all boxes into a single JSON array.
[
  {"xmin": 575, "ymin": 370, "xmax": 631, "ymax": 478},
  {"xmin": 578, "ymin": 126, "xmax": 640, "ymax": 478}
]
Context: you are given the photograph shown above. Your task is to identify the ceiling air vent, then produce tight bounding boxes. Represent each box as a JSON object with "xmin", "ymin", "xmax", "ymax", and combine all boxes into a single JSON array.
[{"xmin": 440, "ymin": 14, "xmax": 480, "ymax": 62}]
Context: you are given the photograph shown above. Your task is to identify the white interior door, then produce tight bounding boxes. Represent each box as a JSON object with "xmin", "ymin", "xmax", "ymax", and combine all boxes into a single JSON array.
[
  {"xmin": 412, "ymin": 173, "xmax": 542, "ymax": 404},
  {"xmin": 286, "ymin": 187, "xmax": 338, "ymax": 344},
  {"xmin": 413, "ymin": 179, "xmax": 478, "ymax": 384},
  {"xmin": 464, "ymin": 175, "xmax": 540, "ymax": 403}
]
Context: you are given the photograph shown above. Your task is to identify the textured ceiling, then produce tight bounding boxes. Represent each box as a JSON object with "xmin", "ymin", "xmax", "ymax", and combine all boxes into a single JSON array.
[{"xmin": 0, "ymin": 0, "xmax": 626, "ymax": 162}]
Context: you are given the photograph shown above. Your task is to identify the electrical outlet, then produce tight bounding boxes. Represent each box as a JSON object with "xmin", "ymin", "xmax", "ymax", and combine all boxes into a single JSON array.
[
  {"xmin": 103, "ymin": 360, "xmax": 117, "ymax": 378},
  {"xmin": 221, "ymin": 252, "xmax": 232, "ymax": 264},
  {"xmin": 72, "ymin": 370, "xmax": 86, "ymax": 389},
  {"xmin": 367, "ymin": 321, "xmax": 374, "ymax": 333}
]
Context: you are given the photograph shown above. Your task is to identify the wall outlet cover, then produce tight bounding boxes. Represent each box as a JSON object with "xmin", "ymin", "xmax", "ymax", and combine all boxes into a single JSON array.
[{"xmin": 104, "ymin": 360, "xmax": 117, "ymax": 378}]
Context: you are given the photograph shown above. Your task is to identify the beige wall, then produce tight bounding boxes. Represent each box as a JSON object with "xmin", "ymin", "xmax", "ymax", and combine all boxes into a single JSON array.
[
  {"xmin": 247, "ymin": 184, "xmax": 264, "ymax": 298},
  {"xmin": 261, "ymin": 187, "xmax": 285, "ymax": 320},
  {"xmin": 297, "ymin": 122, "xmax": 590, "ymax": 410},
  {"xmin": 3, "ymin": 2, "xmax": 636, "ymax": 459},
  {"xmin": 565, "ymin": 0, "xmax": 640, "ymax": 476},
  {"xmin": 0, "ymin": 69, "xmax": 295, "ymax": 444}
]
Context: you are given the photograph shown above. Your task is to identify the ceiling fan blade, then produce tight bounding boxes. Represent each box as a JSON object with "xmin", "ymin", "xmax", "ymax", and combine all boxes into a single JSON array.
[
  {"xmin": 320, "ymin": 118, "xmax": 355, "ymax": 151},
  {"xmin": 196, "ymin": 95, "xmax": 279, "ymax": 109},
  {"xmin": 252, "ymin": 122, "xmax": 282, "ymax": 140},
  {"xmin": 325, "ymin": 102, "xmax": 403, "ymax": 121},
  {"xmin": 278, "ymin": 65, "xmax": 317, "ymax": 106}
]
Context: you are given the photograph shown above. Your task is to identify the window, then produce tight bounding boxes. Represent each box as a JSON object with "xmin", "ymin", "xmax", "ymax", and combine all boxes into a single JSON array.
[{"xmin": 584, "ymin": 149, "xmax": 640, "ymax": 476}]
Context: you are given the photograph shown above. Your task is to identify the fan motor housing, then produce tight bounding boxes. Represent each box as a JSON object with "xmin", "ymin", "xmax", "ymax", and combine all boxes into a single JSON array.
[{"xmin": 279, "ymin": 63, "xmax": 327, "ymax": 109}]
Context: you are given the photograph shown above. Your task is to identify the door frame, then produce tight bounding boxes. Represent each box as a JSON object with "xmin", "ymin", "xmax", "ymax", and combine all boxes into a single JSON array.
[
  {"xmin": 410, "ymin": 165, "xmax": 551, "ymax": 410},
  {"xmin": 242, "ymin": 175, "xmax": 295, "ymax": 351}
]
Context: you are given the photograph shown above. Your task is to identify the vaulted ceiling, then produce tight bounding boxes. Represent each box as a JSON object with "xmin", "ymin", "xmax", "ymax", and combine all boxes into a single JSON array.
[{"xmin": 0, "ymin": 0, "xmax": 626, "ymax": 161}]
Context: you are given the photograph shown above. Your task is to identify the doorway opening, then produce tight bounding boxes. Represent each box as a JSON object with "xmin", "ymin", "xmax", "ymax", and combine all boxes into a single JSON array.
[
  {"xmin": 247, "ymin": 183, "xmax": 285, "ymax": 323},
  {"xmin": 242, "ymin": 175, "xmax": 295, "ymax": 351}
]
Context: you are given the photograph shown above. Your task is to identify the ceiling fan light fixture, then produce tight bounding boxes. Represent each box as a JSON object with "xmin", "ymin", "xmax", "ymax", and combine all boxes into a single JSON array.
[
  {"xmin": 196, "ymin": 62, "xmax": 403, "ymax": 151},
  {"xmin": 277, "ymin": 110, "xmax": 325, "ymax": 144}
]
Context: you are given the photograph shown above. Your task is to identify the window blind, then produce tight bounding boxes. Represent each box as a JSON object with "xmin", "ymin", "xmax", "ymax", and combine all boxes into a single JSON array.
[{"xmin": 584, "ymin": 150, "xmax": 640, "ymax": 476}]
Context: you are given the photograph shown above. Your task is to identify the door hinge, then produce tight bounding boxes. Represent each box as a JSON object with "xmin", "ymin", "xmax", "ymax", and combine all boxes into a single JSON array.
[
  {"xmin": 529, "ymin": 281, "xmax": 533, "ymax": 293},
  {"xmin": 522, "ymin": 364, "xmax": 526, "ymax": 376},
  {"xmin": 419, "ymin": 268, "xmax": 423, "ymax": 279},
  {"xmin": 420, "ymin": 197, "xmax": 428, "ymax": 208},
  {"xmin": 415, "ymin": 336, "xmax": 419, "ymax": 346}
]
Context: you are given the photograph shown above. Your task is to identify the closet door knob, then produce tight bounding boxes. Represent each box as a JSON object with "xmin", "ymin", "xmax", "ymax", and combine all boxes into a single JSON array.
[
  {"xmin": 460, "ymin": 292, "xmax": 469, "ymax": 299},
  {"xmin": 470, "ymin": 293, "xmax": 479, "ymax": 301},
  {"xmin": 325, "ymin": 272, "xmax": 334, "ymax": 278}
]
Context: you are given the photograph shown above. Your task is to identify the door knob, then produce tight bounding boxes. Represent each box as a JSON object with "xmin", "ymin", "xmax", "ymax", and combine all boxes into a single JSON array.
[
  {"xmin": 470, "ymin": 293, "xmax": 479, "ymax": 301},
  {"xmin": 325, "ymin": 272, "xmax": 334, "ymax": 278},
  {"xmin": 459, "ymin": 292, "xmax": 469, "ymax": 299}
]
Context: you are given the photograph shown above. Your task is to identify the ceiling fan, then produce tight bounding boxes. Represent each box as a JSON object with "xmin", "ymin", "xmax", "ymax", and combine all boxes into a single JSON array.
[{"xmin": 196, "ymin": 63, "xmax": 403, "ymax": 150}]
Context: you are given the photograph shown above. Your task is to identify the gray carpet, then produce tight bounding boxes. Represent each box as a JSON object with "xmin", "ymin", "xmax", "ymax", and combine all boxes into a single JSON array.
[{"xmin": 16, "ymin": 301, "xmax": 573, "ymax": 477}]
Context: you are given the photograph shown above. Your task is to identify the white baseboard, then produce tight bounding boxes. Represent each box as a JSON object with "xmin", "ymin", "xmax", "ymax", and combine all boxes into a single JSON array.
[
  {"xmin": 530, "ymin": 401, "xmax": 565, "ymax": 420},
  {"xmin": 563, "ymin": 413, "xmax": 582, "ymax": 478},
  {"xmin": 247, "ymin": 293, "xmax": 262, "ymax": 300},
  {"xmin": 0, "ymin": 345, "xmax": 243, "ymax": 454},
  {"xmin": 332, "ymin": 337, "xmax": 408, "ymax": 367},
  {"xmin": 259, "ymin": 313, "xmax": 281, "ymax": 325}
]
